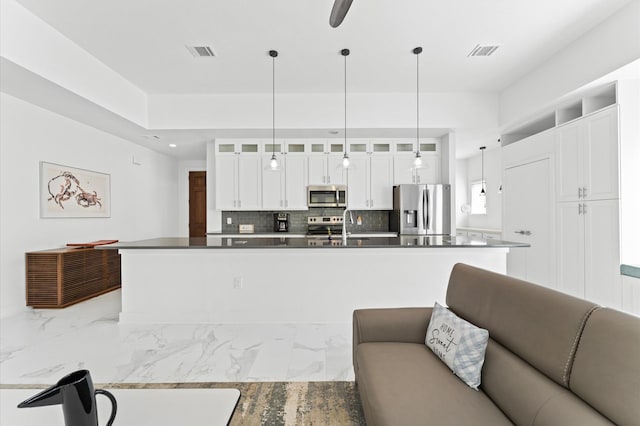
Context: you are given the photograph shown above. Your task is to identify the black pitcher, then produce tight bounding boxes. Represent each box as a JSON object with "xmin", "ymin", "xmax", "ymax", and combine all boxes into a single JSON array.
[{"xmin": 17, "ymin": 369, "xmax": 117, "ymax": 426}]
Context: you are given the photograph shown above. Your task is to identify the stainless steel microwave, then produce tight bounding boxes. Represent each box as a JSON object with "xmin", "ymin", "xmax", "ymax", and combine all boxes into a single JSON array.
[{"xmin": 307, "ymin": 185, "xmax": 347, "ymax": 208}]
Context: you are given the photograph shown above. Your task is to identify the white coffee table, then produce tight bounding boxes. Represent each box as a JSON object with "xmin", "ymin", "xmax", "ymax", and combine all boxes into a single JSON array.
[{"xmin": 0, "ymin": 388, "xmax": 240, "ymax": 426}]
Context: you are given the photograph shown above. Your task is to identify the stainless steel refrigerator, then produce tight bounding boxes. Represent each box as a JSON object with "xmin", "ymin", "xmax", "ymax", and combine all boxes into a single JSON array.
[{"xmin": 390, "ymin": 184, "xmax": 451, "ymax": 235}]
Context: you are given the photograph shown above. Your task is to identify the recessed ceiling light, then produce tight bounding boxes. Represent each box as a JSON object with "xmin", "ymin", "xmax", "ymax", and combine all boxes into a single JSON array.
[
  {"xmin": 169, "ymin": 144, "xmax": 177, "ymax": 148},
  {"xmin": 186, "ymin": 45, "xmax": 216, "ymax": 58},
  {"xmin": 468, "ymin": 44, "xmax": 500, "ymax": 57}
]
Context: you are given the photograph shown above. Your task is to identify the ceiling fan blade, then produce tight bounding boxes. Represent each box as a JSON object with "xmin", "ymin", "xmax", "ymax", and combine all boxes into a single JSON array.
[{"xmin": 329, "ymin": 0, "xmax": 353, "ymax": 28}]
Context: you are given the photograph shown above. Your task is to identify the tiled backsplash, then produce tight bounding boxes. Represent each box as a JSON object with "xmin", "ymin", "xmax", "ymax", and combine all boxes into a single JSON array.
[{"xmin": 221, "ymin": 209, "xmax": 391, "ymax": 234}]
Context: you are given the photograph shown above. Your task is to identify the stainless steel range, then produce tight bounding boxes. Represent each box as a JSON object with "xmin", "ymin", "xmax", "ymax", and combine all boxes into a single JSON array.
[{"xmin": 306, "ymin": 216, "xmax": 344, "ymax": 238}]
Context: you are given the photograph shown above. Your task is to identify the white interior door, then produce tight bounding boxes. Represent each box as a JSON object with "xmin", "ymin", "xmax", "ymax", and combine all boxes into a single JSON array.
[{"xmin": 504, "ymin": 158, "xmax": 555, "ymax": 288}]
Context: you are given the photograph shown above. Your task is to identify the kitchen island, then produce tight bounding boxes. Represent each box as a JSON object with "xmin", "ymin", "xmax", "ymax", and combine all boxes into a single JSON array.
[{"xmin": 99, "ymin": 236, "xmax": 527, "ymax": 324}]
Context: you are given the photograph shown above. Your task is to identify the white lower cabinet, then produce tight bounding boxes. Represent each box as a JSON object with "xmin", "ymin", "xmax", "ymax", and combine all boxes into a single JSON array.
[
  {"xmin": 215, "ymin": 155, "xmax": 261, "ymax": 210},
  {"xmin": 347, "ymin": 155, "xmax": 394, "ymax": 210},
  {"xmin": 557, "ymin": 199, "xmax": 621, "ymax": 308},
  {"xmin": 261, "ymin": 155, "xmax": 308, "ymax": 210}
]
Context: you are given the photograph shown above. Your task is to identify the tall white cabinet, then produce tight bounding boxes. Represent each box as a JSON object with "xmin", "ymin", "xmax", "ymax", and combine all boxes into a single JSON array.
[
  {"xmin": 555, "ymin": 106, "xmax": 621, "ymax": 309},
  {"xmin": 556, "ymin": 107, "xmax": 619, "ymax": 202},
  {"xmin": 261, "ymin": 142, "xmax": 308, "ymax": 210},
  {"xmin": 346, "ymin": 141, "xmax": 394, "ymax": 210},
  {"xmin": 502, "ymin": 83, "xmax": 623, "ymax": 311},
  {"xmin": 215, "ymin": 141, "xmax": 261, "ymax": 210}
]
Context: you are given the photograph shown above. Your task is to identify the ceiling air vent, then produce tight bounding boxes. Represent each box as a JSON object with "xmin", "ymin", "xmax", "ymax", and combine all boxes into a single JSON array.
[
  {"xmin": 186, "ymin": 45, "xmax": 216, "ymax": 58},
  {"xmin": 468, "ymin": 44, "xmax": 500, "ymax": 57}
]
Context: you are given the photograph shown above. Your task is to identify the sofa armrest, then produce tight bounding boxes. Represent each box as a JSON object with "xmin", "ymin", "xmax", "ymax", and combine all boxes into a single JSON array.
[{"xmin": 353, "ymin": 307, "xmax": 433, "ymax": 376}]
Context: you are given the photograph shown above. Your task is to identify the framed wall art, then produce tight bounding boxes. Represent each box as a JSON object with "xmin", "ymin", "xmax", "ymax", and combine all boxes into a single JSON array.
[{"xmin": 40, "ymin": 161, "xmax": 111, "ymax": 218}]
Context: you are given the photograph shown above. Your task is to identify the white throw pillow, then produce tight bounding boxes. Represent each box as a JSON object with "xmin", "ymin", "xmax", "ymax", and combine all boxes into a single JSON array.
[{"xmin": 425, "ymin": 302, "xmax": 489, "ymax": 390}]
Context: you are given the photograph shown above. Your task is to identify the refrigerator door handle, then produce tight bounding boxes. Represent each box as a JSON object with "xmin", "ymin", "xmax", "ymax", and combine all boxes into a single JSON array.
[{"xmin": 423, "ymin": 188, "xmax": 429, "ymax": 230}]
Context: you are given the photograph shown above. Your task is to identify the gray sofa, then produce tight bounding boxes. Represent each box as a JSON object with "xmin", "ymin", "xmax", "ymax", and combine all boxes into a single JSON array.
[{"xmin": 353, "ymin": 263, "xmax": 640, "ymax": 425}]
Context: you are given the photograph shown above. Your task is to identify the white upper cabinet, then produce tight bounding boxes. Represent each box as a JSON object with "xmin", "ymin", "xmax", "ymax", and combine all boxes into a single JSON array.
[
  {"xmin": 262, "ymin": 142, "xmax": 308, "ymax": 210},
  {"xmin": 307, "ymin": 141, "xmax": 346, "ymax": 185},
  {"xmin": 392, "ymin": 140, "xmax": 440, "ymax": 185},
  {"xmin": 215, "ymin": 138, "xmax": 443, "ymax": 211},
  {"xmin": 346, "ymin": 140, "xmax": 394, "ymax": 210},
  {"xmin": 368, "ymin": 156, "xmax": 394, "ymax": 209},
  {"xmin": 346, "ymin": 156, "xmax": 369, "ymax": 209},
  {"xmin": 215, "ymin": 156, "xmax": 237, "ymax": 210},
  {"xmin": 283, "ymin": 155, "xmax": 308, "ymax": 209},
  {"xmin": 556, "ymin": 107, "xmax": 619, "ymax": 202},
  {"xmin": 216, "ymin": 154, "xmax": 261, "ymax": 210},
  {"xmin": 215, "ymin": 140, "xmax": 261, "ymax": 210}
]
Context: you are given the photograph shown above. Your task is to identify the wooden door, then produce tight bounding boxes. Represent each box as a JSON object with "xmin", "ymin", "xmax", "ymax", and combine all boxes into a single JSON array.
[{"xmin": 189, "ymin": 171, "xmax": 207, "ymax": 237}]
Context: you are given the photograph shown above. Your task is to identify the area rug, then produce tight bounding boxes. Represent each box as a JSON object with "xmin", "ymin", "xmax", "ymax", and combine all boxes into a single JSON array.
[{"xmin": 4, "ymin": 381, "xmax": 366, "ymax": 425}]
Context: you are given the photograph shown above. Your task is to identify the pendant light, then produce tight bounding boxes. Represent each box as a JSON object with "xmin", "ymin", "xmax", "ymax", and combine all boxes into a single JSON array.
[
  {"xmin": 341, "ymin": 48, "xmax": 351, "ymax": 169},
  {"xmin": 480, "ymin": 146, "xmax": 486, "ymax": 196},
  {"xmin": 266, "ymin": 49, "xmax": 280, "ymax": 171},
  {"xmin": 413, "ymin": 46, "xmax": 423, "ymax": 168}
]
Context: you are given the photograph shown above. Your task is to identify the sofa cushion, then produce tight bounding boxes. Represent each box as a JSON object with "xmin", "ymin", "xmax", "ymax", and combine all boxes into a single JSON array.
[
  {"xmin": 356, "ymin": 342, "xmax": 511, "ymax": 426},
  {"xmin": 481, "ymin": 338, "xmax": 612, "ymax": 425},
  {"xmin": 569, "ymin": 308, "xmax": 640, "ymax": 425},
  {"xmin": 425, "ymin": 302, "xmax": 489, "ymax": 389},
  {"xmin": 445, "ymin": 263, "xmax": 598, "ymax": 387}
]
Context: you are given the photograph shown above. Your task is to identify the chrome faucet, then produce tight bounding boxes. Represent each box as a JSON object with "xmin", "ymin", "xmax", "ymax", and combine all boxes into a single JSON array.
[{"xmin": 342, "ymin": 208, "xmax": 354, "ymax": 242}]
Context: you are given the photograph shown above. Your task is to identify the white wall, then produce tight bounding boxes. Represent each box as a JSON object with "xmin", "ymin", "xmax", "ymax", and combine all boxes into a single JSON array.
[
  {"xmin": 149, "ymin": 92, "xmax": 499, "ymax": 131},
  {"xmin": 618, "ymin": 78, "xmax": 640, "ymax": 265},
  {"xmin": 458, "ymin": 147, "xmax": 503, "ymax": 230},
  {"xmin": 0, "ymin": 94, "xmax": 179, "ymax": 318},
  {"xmin": 500, "ymin": 0, "xmax": 640, "ymax": 126}
]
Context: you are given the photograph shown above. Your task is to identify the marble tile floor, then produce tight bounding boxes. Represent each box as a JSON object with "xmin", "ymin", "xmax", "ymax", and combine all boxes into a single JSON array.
[{"xmin": 0, "ymin": 290, "xmax": 354, "ymax": 385}]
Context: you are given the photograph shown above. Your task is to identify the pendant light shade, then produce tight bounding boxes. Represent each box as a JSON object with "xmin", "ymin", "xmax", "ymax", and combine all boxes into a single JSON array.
[
  {"xmin": 480, "ymin": 146, "xmax": 486, "ymax": 196},
  {"xmin": 413, "ymin": 46, "xmax": 423, "ymax": 168},
  {"xmin": 266, "ymin": 49, "xmax": 281, "ymax": 172},
  {"xmin": 340, "ymin": 48, "xmax": 351, "ymax": 169}
]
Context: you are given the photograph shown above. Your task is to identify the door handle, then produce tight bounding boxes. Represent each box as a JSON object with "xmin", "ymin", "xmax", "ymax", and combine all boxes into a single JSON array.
[
  {"xmin": 514, "ymin": 230, "xmax": 532, "ymax": 235},
  {"xmin": 578, "ymin": 187, "xmax": 582, "ymax": 199},
  {"xmin": 582, "ymin": 203, "xmax": 587, "ymax": 214},
  {"xmin": 578, "ymin": 204, "xmax": 583, "ymax": 215},
  {"xmin": 423, "ymin": 189, "xmax": 429, "ymax": 230}
]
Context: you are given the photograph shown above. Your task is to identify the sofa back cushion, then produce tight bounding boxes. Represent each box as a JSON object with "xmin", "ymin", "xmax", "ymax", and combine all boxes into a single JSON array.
[
  {"xmin": 445, "ymin": 263, "xmax": 597, "ymax": 387},
  {"xmin": 569, "ymin": 308, "xmax": 640, "ymax": 425},
  {"xmin": 481, "ymin": 338, "xmax": 612, "ymax": 425}
]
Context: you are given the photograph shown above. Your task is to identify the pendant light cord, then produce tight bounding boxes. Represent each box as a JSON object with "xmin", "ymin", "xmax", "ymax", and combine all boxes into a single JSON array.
[
  {"xmin": 480, "ymin": 146, "xmax": 486, "ymax": 193},
  {"xmin": 344, "ymin": 51, "xmax": 347, "ymax": 153},
  {"xmin": 272, "ymin": 53, "xmax": 275, "ymax": 155},
  {"xmin": 416, "ymin": 50, "xmax": 419, "ymax": 156},
  {"xmin": 269, "ymin": 50, "xmax": 278, "ymax": 158},
  {"xmin": 413, "ymin": 47, "xmax": 422, "ymax": 159}
]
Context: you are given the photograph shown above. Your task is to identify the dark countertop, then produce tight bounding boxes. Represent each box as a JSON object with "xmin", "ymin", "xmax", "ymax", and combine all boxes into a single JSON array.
[{"xmin": 97, "ymin": 236, "xmax": 529, "ymax": 249}]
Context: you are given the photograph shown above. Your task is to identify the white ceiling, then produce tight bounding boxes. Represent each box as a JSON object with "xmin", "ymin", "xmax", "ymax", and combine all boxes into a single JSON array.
[{"xmin": 10, "ymin": 0, "xmax": 634, "ymax": 159}]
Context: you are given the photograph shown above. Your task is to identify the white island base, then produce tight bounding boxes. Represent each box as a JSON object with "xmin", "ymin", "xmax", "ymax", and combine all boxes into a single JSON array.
[{"xmin": 118, "ymin": 247, "xmax": 508, "ymax": 324}]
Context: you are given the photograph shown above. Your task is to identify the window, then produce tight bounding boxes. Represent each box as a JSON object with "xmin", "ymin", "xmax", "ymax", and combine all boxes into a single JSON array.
[{"xmin": 471, "ymin": 180, "xmax": 486, "ymax": 215}]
